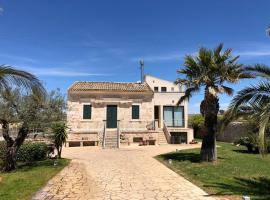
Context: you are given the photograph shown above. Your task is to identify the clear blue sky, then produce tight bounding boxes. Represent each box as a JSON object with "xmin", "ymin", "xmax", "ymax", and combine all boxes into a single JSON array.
[{"xmin": 0, "ymin": 0, "xmax": 270, "ymax": 113}]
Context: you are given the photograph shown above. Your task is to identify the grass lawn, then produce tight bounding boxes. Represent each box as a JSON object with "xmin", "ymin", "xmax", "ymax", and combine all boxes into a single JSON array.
[
  {"xmin": 0, "ymin": 159, "xmax": 70, "ymax": 200},
  {"xmin": 156, "ymin": 142, "xmax": 270, "ymax": 200}
]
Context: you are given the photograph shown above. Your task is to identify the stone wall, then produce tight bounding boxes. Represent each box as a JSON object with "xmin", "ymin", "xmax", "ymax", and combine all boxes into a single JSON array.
[
  {"xmin": 217, "ymin": 122, "xmax": 251, "ymax": 143},
  {"xmin": 67, "ymin": 92, "xmax": 154, "ymax": 139},
  {"xmin": 120, "ymin": 131, "xmax": 159, "ymax": 146}
]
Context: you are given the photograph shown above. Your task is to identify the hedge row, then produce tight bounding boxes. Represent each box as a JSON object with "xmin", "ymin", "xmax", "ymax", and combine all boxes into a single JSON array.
[{"xmin": 0, "ymin": 141, "xmax": 48, "ymax": 162}]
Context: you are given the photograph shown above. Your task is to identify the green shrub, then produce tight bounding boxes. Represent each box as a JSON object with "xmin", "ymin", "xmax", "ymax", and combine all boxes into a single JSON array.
[
  {"xmin": 236, "ymin": 134, "xmax": 270, "ymax": 153},
  {"xmin": 0, "ymin": 141, "xmax": 48, "ymax": 162},
  {"xmin": 237, "ymin": 135, "xmax": 258, "ymax": 153},
  {"xmin": 189, "ymin": 115, "xmax": 204, "ymax": 139}
]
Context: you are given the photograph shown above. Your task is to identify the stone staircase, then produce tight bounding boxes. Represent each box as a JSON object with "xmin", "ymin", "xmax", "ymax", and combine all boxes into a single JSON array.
[
  {"xmin": 158, "ymin": 131, "xmax": 168, "ymax": 145},
  {"xmin": 104, "ymin": 130, "xmax": 118, "ymax": 148}
]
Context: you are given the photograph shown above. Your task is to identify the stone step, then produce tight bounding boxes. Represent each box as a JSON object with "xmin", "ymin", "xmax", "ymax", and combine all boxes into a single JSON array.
[
  {"xmin": 159, "ymin": 138, "xmax": 167, "ymax": 142},
  {"xmin": 106, "ymin": 135, "xmax": 117, "ymax": 138},
  {"xmin": 159, "ymin": 135, "xmax": 166, "ymax": 139},
  {"xmin": 106, "ymin": 131, "xmax": 117, "ymax": 133},
  {"xmin": 159, "ymin": 136, "xmax": 167, "ymax": 140},
  {"xmin": 158, "ymin": 132, "xmax": 168, "ymax": 144},
  {"xmin": 105, "ymin": 141, "xmax": 118, "ymax": 144},
  {"xmin": 102, "ymin": 146, "xmax": 118, "ymax": 148},
  {"xmin": 106, "ymin": 134, "xmax": 117, "ymax": 137},
  {"xmin": 106, "ymin": 137, "xmax": 117, "ymax": 140}
]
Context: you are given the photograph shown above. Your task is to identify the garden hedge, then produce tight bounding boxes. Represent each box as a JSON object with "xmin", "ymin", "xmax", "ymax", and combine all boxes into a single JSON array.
[{"xmin": 0, "ymin": 141, "xmax": 48, "ymax": 162}]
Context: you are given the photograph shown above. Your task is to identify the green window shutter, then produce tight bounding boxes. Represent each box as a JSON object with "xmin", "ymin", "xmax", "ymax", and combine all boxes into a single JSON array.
[
  {"xmin": 83, "ymin": 105, "xmax": 92, "ymax": 119},
  {"xmin": 132, "ymin": 105, "xmax": 140, "ymax": 119}
]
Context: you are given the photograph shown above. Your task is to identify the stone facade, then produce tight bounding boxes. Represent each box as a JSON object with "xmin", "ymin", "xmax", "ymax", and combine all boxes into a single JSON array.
[{"xmin": 67, "ymin": 75, "xmax": 194, "ymax": 147}]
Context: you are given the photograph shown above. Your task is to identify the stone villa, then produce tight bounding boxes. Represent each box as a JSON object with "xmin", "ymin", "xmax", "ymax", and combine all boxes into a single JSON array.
[{"xmin": 67, "ymin": 75, "xmax": 193, "ymax": 148}]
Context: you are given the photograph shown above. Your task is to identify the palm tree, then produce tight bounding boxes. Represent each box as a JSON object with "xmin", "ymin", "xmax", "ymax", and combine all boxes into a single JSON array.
[
  {"xmin": 0, "ymin": 64, "xmax": 46, "ymax": 171},
  {"xmin": 227, "ymin": 64, "xmax": 270, "ymax": 154},
  {"xmin": 51, "ymin": 122, "xmax": 68, "ymax": 158},
  {"xmin": 176, "ymin": 43, "xmax": 253, "ymax": 162}
]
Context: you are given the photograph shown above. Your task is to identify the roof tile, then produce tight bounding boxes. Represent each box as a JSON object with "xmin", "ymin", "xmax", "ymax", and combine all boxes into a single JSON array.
[{"xmin": 69, "ymin": 81, "xmax": 152, "ymax": 93}]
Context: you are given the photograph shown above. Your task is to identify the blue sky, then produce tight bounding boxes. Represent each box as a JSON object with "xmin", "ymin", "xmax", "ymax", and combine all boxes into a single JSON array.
[{"xmin": 0, "ymin": 0, "xmax": 270, "ymax": 113}]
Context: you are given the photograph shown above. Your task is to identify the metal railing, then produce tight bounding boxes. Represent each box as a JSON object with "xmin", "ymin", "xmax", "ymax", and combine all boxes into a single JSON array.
[
  {"xmin": 164, "ymin": 119, "xmax": 184, "ymax": 127},
  {"xmin": 102, "ymin": 121, "xmax": 106, "ymax": 148},
  {"xmin": 117, "ymin": 120, "xmax": 120, "ymax": 148},
  {"xmin": 146, "ymin": 120, "xmax": 158, "ymax": 130}
]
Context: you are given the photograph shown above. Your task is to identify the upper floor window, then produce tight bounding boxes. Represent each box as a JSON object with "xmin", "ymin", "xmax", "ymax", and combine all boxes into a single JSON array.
[
  {"xmin": 154, "ymin": 87, "xmax": 159, "ymax": 92},
  {"xmin": 83, "ymin": 104, "xmax": 92, "ymax": 119},
  {"xmin": 132, "ymin": 105, "xmax": 140, "ymax": 119},
  {"xmin": 161, "ymin": 87, "xmax": 167, "ymax": 92},
  {"xmin": 171, "ymin": 87, "xmax": 174, "ymax": 92}
]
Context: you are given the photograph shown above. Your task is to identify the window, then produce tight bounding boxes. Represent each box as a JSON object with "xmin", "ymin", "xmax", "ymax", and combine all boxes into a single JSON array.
[
  {"xmin": 83, "ymin": 105, "xmax": 92, "ymax": 119},
  {"xmin": 132, "ymin": 105, "xmax": 140, "ymax": 119},
  {"xmin": 163, "ymin": 106, "xmax": 184, "ymax": 127},
  {"xmin": 171, "ymin": 87, "xmax": 174, "ymax": 92},
  {"xmin": 154, "ymin": 87, "xmax": 159, "ymax": 92},
  {"xmin": 161, "ymin": 87, "xmax": 167, "ymax": 92}
]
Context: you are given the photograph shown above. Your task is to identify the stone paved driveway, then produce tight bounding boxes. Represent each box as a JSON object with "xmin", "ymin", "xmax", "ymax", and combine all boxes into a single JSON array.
[
  {"xmin": 32, "ymin": 160, "xmax": 93, "ymax": 200},
  {"xmin": 58, "ymin": 144, "xmax": 215, "ymax": 200},
  {"xmin": 33, "ymin": 145, "xmax": 217, "ymax": 200}
]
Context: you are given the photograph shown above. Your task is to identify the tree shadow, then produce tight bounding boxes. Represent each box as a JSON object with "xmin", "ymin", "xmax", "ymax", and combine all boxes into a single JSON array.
[
  {"xmin": 16, "ymin": 159, "xmax": 62, "ymax": 172},
  {"xmin": 157, "ymin": 152, "xmax": 201, "ymax": 163},
  {"xmin": 205, "ymin": 177, "xmax": 270, "ymax": 200},
  {"xmin": 233, "ymin": 149, "xmax": 259, "ymax": 154}
]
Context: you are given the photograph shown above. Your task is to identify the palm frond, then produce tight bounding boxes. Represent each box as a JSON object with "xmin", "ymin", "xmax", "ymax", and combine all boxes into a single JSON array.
[
  {"xmin": 245, "ymin": 64, "xmax": 270, "ymax": 79},
  {"xmin": 257, "ymin": 103, "xmax": 270, "ymax": 155},
  {"xmin": 219, "ymin": 106, "xmax": 250, "ymax": 134},
  {"xmin": 177, "ymin": 86, "xmax": 200, "ymax": 105},
  {"xmin": 219, "ymin": 85, "xmax": 234, "ymax": 95},
  {"xmin": 0, "ymin": 65, "xmax": 46, "ymax": 99},
  {"xmin": 229, "ymin": 81, "xmax": 270, "ymax": 112},
  {"xmin": 177, "ymin": 43, "xmax": 254, "ymax": 108}
]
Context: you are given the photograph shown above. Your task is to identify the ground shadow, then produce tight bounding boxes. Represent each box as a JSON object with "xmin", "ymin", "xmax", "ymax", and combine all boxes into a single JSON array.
[
  {"xmin": 16, "ymin": 159, "xmax": 61, "ymax": 172},
  {"xmin": 157, "ymin": 152, "xmax": 201, "ymax": 163},
  {"xmin": 233, "ymin": 149, "xmax": 251, "ymax": 154},
  {"xmin": 205, "ymin": 177, "xmax": 270, "ymax": 200}
]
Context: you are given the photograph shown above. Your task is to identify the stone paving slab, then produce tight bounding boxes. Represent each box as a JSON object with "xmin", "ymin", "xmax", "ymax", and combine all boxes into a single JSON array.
[
  {"xmin": 32, "ymin": 160, "xmax": 94, "ymax": 200},
  {"xmin": 61, "ymin": 145, "xmax": 217, "ymax": 200}
]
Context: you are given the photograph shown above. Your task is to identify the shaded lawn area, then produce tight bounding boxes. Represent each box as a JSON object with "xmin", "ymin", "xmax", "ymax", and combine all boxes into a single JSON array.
[
  {"xmin": 0, "ymin": 159, "xmax": 69, "ymax": 200},
  {"xmin": 156, "ymin": 142, "xmax": 270, "ymax": 200}
]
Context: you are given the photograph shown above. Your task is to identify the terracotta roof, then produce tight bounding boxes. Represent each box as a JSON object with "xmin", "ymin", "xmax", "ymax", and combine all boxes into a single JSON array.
[{"xmin": 69, "ymin": 81, "xmax": 153, "ymax": 93}]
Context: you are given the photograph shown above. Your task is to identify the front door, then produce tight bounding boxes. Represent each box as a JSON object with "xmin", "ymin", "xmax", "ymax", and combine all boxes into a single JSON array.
[
  {"xmin": 154, "ymin": 106, "xmax": 160, "ymax": 128},
  {"xmin": 106, "ymin": 105, "xmax": 117, "ymax": 128}
]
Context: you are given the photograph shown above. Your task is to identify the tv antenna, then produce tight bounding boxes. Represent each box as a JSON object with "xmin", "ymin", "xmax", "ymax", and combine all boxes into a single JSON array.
[{"xmin": 140, "ymin": 60, "xmax": 144, "ymax": 83}]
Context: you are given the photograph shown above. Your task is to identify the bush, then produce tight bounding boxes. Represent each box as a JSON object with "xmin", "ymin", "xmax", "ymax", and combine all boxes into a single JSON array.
[
  {"xmin": 0, "ymin": 141, "xmax": 48, "ymax": 162},
  {"xmin": 236, "ymin": 134, "xmax": 270, "ymax": 153},
  {"xmin": 189, "ymin": 115, "xmax": 204, "ymax": 139}
]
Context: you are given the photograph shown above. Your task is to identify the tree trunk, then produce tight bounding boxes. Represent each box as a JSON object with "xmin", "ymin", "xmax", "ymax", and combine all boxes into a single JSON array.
[
  {"xmin": 200, "ymin": 87, "xmax": 219, "ymax": 162},
  {"xmin": 1, "ymin": 122, "xmax": 29, "ymax": 172},
  {"xmin": 200, "ymin": 132, "xmax": 217, "ymax": 161},
  {"xmin": 3, "ymin": 147, "xmax": 17, "ymax": 171},
  {"xmin": 57, "ymin": 148, "xmax": 61, "ymax": 159}
]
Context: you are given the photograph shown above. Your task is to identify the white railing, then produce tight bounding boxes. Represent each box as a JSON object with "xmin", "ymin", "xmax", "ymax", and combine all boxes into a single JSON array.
[{"xmin": 163, "ymin": 121, "xmax": 171, "ymax": 143}]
